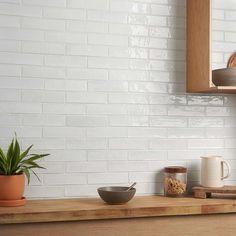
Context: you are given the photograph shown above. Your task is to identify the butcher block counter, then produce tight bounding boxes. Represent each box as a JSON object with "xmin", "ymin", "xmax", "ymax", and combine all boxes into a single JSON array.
[{"xmin": 1, "ymin": 195, "xmax": 236, "ymax": 236}]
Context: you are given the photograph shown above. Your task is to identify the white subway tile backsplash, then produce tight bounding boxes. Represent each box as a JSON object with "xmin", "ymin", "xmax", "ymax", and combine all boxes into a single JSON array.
[
  {"xmin": 22, "ymin": 65, "xmax": 65, "ymax": 79},
  {"xmin": 0, "ymin": 28, "xmax": 44, "ymax": 41},
  {"xmin": 45, "ymin": 79, "xmax": 87, "ymax": 91},
  {"xmin": 0, "ymin": 0, "xmax": 235, "ymax": 199},
  {"xmin": 88, "ymin": 80, "xmax": 128, "ymax": 92},
  {"xmin": 88, "ymin": 33, "xmax": 128, "ymax": 46},
  {"xmin": 88, "ymin": 10, "xmax": 128, "ymax": 24},
  {"xmin": 88, "ymin": 173, "xmax": 128, "ymax": 184},
  {"xmin": 45, "ymin": 55, "xmax": 87, "ymax": 67},
  {"xmin": 66, "ymin": 138, "xmax": 107, "ymax": 149},
  {"xmin": 109, "ymin": 93, "xmax": 149, "ymax": 104},
  {"xmin": 66, "ymin": 115, "xmax": 108, "ymax": 127},
  {"xmin": 87, "ymin": 127, "xmax": 127, "ymax": 138},
  {"xmin": 0, "ymin": 114, "xmax": 21, "ymax": 126},
  {"xmin": 22, "ymin": 114, "xmax": 65, "ymax": 126},
  {"xmin": 67, "ymin": 45, "xmax": 108, "ymax": 57},
  {"xmin": 45, "ymin": 32, "xmax": 87, "ymax": 44},
  {"xmin": 110, "ymin": 0, "xmax": 148, "ymax": 14},
  {"xmin": 43, "ymin": 127, "xmax": 86, "ymax": 138},
  {"xmin": 67, "ymin": 0, "xmax": 109, "ymax": 10},
  {"xmin": 22, "ymin": 42, "xmax": 65, "ymax": 55},
  {"xmin": 22, "ymin": 17, "xmax": 65, "ymax": 31},
  {"xmin": 109, "ymin": 70, "xmax": 149, "ymax": 81},
  {"xmin": 109, "ymin": 24, "xmax": 148, "ymax": 36},
  {"xmin": 0, "ymin": 78, "xmax": 44, "ymax": 90},
  {"xmin": 189, "ymin": 117, "xmax": 224, "ymax": 128},
  {"xmin": 67, "ymin": 21, "xmax": 108, "ymax": 33},
  {"xmin": 130, "ymin": 36, "xmax": 167, "ymax": 48},
  {"xmin": 23, "ymin": 0, "xmax": 66, "ymax": 7},
  {"xmin": 43, "ymin": 7, "xmax": 85, "ymax": 20},
  {"xmin": 0, "ymin": 102, "xmax": 41, "ymax": 113},
  {"xmin": 149, "ymin": 139, "xmax": 187, "ymax": 150},
  {"xmin": 87, "ymin": 104, "xmax": 127, "ymax": 115},
  {"xmin": 43, "ymin": 104, "xmax": 86, "ymax": 115},
  {"xmin": 0, "ymin": 40, "xmax": 21, "ymax": 52},
  {"xmin": 168, "ymin": 106, "xmax": 205, "ymax": 116},
  {"xmin": 0, "ymin": 15, "xmax": 20, "ymax": 27},
  {"xmin": 88, "ymin": 57, "xmax": 129, "ymax": 69},
  {"xmin": 109, "ymin": 138, "xmax": 149, "ymax": 150},
  {"xmin": 188, "ymin": 139, "xmax": 224, "ymax": 149},
  {"xmin": 67, "ymin": 161, "xmax": 107, "ymax": 173},
  {"xmin": 167, "ymin": 128, "xmax": 205, "ymax": 138},
  {"xmin": 0, "ymin": 52, "xmax": 43, "ymax": 65},
  {"xmin": 67, "ymin": 68, "xmax": 108, "ymax": 80},
  {"xmin": 128, "ymin": 127, "xmax": 166, "ymax": 137},
  {"xmin": 22, "ymin": 138, "xmax": 65, "ymax": 150},
  {"xmin": 129, "ymin": 82, "xmax": 167, "ymax": 93},
  {"xmin": 66, "ymin": 92, "xmax": 107, "ymax": 104},
  {"xmin": 25, "ymin": 186, "xmax": 65, "ymax": 198},
  {"xmin": 0, "ymin": 3, "xmax": 42, "ymax": 17},
  {"xmin": 109, "ymin": 115, "xmax": 149, "ymax": 127},
  {"xmin": 0, "ymin": 88, "xmax": 20, "ymax": 101},
  {"xmin": 44, "ymin": 174, "xmax": 87, "ymax": 185},
  {"xmin": 0, "ymin": 64, "xmax": 21, "ymax": 76},
  {"xmin": 128, "ymin": 150, "xmax": 167, "ymax": 161},
  {"xmin": 150, "ymin": 116, "xmax": 187, "ymax": 127}
]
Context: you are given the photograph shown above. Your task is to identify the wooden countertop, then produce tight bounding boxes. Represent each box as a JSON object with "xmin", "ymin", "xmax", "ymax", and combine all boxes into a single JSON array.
[{"xmin": 1, "ymin": 195, "xmax": 236, "ymax": 224}]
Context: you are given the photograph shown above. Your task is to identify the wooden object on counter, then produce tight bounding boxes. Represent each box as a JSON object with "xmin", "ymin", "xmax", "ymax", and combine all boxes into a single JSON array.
[
  {"xmin": 193, "ymin": 185, "xmax": 236, "ymax": 199},
  {"xmin": 2, "ymin": 195, "xmax": 236, "ymax": 224}
]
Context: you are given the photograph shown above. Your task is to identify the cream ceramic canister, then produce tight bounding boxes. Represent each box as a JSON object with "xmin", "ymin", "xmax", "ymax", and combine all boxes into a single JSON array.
[{"xmin": 201, "ymin": 156, "xmax": 231, "ymax": 188}]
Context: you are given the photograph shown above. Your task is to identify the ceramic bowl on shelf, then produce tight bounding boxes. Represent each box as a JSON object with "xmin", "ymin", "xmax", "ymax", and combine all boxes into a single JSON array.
[
  {"xmin": 97, "ymin": 186, "xmax": 136, "ymax": 205},
  {"xmin": 212, "ymin": 68, "xmax": 236, "ymax": 86}
]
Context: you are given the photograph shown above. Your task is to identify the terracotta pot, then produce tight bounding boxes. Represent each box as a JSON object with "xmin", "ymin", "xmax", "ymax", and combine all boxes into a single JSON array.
[{"xmin": 0, "ymin": 174, "xmax": 25, "ymax": 200}]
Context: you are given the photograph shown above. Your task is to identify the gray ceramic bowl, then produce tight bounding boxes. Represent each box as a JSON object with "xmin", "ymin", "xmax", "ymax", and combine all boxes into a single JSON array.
[
  {"xmin": 97, "ymin": 186, "xmax": 136, "ymax": 205},
  {"xmin": 212, "ymin": 68, "xmax": 236, "ymax": 86}
]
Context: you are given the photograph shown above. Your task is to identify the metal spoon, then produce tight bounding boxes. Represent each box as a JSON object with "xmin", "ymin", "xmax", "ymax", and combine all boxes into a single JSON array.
[{"xmin": 126, "ymin": 182, "xmax": 136, "ymax": 191}]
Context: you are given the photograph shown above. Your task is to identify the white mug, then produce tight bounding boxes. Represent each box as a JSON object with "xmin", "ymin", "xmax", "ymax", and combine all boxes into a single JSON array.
[{"xmin": 201, "ymin": 156, "xmax": 231, "ymax": 188}]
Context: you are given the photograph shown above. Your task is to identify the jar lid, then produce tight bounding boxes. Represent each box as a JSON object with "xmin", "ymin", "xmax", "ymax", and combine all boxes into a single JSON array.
[{"xmin": 164, "ymin": 166, "xmax": 187, "ymax": 173}]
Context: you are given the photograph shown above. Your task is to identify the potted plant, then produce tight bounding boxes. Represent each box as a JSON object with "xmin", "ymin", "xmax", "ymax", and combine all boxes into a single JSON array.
[{"xmin": 0, "ymin": 135, "xmax": 49, "ymax": 206}]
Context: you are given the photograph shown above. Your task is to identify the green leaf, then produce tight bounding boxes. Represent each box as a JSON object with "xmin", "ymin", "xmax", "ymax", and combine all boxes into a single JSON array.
[
  {"xmin": 10, "ymin": 138, "xmax": 20, "ymax": 175},
  {"xmin": 31, "ymin": 169, "xmax": 41, "ymax": 182},
  {"xmin": 6, "ymin": 139, "xmax": 14, "ymax": 175},
  {"xmin": 0, "ymin": 134, "xmax": 49, "ymax": 183},
  {"xmin": 19, "ymin": 144, "xmax": 33, "ymax": 161},
  {"xmin": 23, "ymin": 168, "xmax": 30, "ymax": 184}
]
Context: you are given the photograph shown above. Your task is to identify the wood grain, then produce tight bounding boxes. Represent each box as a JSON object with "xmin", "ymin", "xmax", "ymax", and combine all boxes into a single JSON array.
[
  {"xmin": 1, "ymin": 214, "xmax": 236, "ymax": 236},
  {"xmin": 1, "ymin": 195, "xmax": 236, "ymax": 224},
  {"xmin": 193, "ymin": 186, "xmax": 236, "ymax": 198},
  {"xmin": 187, "ymin": 0, "xmax": 212, "ymax": 92}
]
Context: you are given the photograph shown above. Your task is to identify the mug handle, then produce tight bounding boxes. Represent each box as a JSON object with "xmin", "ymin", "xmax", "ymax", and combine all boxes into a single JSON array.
[{"xmin": 221, "ymin": 160, "xmax": 231, "ymax": 180}]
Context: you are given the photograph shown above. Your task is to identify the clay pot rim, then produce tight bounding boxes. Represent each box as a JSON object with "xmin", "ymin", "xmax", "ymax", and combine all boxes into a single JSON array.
[{"xmin": 0, "ymin": 174, "xmax": 24, "ymax": 177}]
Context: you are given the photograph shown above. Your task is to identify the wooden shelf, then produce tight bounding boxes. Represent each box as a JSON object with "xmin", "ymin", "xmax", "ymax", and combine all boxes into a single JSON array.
[
  {"xmin": 187, "ymin": 0, "xmax": 236, "ymax": 94},
  {"xmin": 1, "ymin": 195, "xmax": 236, "ymax": 224},
  {"xmin": 189, "ymin": 86, "xmax": 236, "ymax": 93}
]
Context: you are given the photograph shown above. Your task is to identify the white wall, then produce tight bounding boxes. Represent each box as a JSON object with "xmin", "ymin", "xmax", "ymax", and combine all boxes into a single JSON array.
[
  {"xmin": 212, "ymin": 0, "xmax": 236, "ymax": 69},
  {"xmin": 0, "ymin": 0, "xmax": 236, "ymax": 199}
]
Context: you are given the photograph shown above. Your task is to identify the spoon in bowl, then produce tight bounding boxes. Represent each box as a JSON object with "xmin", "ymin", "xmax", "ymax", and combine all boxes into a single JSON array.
[{"xmin": 126, "ymin": 182, "xmax": 137, "ymax": 191}]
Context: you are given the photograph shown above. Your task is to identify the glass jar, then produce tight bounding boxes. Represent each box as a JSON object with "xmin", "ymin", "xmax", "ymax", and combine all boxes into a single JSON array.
[{"xmin": 164, "ymin": 166, "xmax": 187, "ymax": 197}]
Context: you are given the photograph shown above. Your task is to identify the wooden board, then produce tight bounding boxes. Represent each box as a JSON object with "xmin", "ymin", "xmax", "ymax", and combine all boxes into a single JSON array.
[
  {"xmin": 187, "ymin": 0, "xmax": 212, "ymax": 92},
  {"xmin": 1, "ymin": 195, "xmax": 236, "ymax": 224},
  {"xmin": 193, "ymin": 186, "xmax": 236, "ymax": 199},
  {"xmin": 1, "ymin": 214, "xmax": 236, "ymax": 236}
]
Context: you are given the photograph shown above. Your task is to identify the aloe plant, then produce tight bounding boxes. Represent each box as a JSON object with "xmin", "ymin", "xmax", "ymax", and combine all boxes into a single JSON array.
[{"xmin": 0, "ymin": 136, "xmax": 49, "ymax": 184}]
